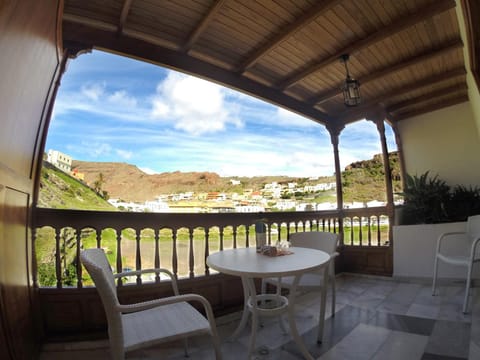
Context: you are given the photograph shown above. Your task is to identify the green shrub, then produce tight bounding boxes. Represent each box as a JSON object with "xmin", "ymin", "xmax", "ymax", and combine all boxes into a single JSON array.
[{"xmin": 399, "ymin": 171, "xmax": 480, "ymax": 224}]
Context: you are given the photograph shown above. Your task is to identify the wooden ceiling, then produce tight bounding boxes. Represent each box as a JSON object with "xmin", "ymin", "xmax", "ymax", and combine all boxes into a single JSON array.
[{"xmin": 61, "ymin": 0, "xmax": 471, "ymax": 130}]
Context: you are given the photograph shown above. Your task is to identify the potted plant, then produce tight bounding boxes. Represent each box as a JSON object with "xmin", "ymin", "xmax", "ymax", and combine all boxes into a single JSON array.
[
  {"xmin": 393, "ymin": 171, "xmax": 480, "ymax": 279},
  {"xmin": 398, "ymin": 171, "xmax": 450, "ymax": 225}
]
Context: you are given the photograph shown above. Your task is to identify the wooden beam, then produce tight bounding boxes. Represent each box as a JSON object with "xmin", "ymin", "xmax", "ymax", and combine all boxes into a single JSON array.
[
  {"xmin": 117, "ymin": 0, "xmax": 134, "ymax": 36},
  {"xmin": 278, "ymin": 0, "xmax": 456, "ymax": 90},
  {"xmin": 395, "ymin": 94, "xmax": 469, "ymax": 121},
  {"xmin": 338, "ymin": 67, "xmax": 467, "ymax": 122},
  {"xmin": 62, "ymin": 20, "xmax": 336, "ymax": 126},
  {"xmin": 309, "ymin": 39, "xmax": 463, "ymax": 105},
  {"xmin": 386, "ymin": 84, "xmax": 468, "ymax": 112},
  {"xmin": 237, "ymin": 0, "xmax": 342, "ymax": 74},
  {"xmin": 182, "ymin": 0, "xmax": 227, "ymax": 53},
  {"xmin": 461, "ymin": 0, "xmax": 480, "ymax": 91}
]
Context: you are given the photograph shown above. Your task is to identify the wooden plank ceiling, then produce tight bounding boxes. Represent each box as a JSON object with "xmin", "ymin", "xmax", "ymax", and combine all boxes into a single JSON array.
[{"xmin": 62, "ymin": 0, "xmax": 468, "ymax": 130}]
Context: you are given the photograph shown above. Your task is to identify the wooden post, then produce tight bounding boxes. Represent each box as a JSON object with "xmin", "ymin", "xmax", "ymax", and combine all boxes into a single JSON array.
[{"xmin": 326, "ymin": 123, "xmax": 345, "ymax": 244}]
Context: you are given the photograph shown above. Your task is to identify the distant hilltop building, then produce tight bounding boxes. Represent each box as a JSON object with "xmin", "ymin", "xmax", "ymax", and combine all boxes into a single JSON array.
[{"xmin": 47, "ymin": 149, "xmax": 72, "ymax": 173}]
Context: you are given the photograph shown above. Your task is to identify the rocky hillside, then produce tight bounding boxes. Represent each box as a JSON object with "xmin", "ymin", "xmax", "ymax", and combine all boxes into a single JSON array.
[
  {"xmin": 71, "ymin": 160, "xmax": 332, "ymax": 202},
  {"xmin": 342, "ymin": 152, "xmax": 402, "ymax": 203}
]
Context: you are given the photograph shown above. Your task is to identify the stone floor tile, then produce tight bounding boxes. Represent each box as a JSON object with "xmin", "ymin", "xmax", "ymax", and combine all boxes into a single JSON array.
[
  {"xmin": 406, "ymin": 303, "xmax": 441, "ymax": 320},
  {"xmin": 425, "ymin": 320, "xmax": 471, "ymax": 359},
  {"xmin": 371, "ymin": 330, "xmax": 428, "ymax": 360},
  {"xmin": 318, "ymin": 324, "xmax": 390, "ymax": 360}
]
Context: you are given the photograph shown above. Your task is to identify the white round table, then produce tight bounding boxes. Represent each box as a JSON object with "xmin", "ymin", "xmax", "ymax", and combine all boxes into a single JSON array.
[{"xmin": 207, "ymin": 247, "xmax": 330, "ymax": 360}]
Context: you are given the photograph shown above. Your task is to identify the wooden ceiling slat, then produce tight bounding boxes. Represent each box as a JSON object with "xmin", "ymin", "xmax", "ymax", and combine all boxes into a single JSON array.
[
  {"xmin": 181, "ymin": 0, "xmax": 228, "ymax": 53},
  {"xmin": 394, "ymin": 94, "xmax": 469, "ymax": 121},
  {"xmin": 237, "ymin": 0, "xmax": 343, "ymax": 73},
  {"xmin": 338, "ymin": 67, "xmax": 466, "ymax": 122},
  {"xmin": 117, "ymin": 0, "xmax": 134, "ymax": 36},
  {"xmin": 278, "ymin": 0, "xmax": 456, "ymax": 90},
  {"xmin": 309, "ymin": 39, "xmax": 463, "ymax": 105},
  {"xmin": 387, "ymin": 84, "xmax": 468, "ymax": 112}
]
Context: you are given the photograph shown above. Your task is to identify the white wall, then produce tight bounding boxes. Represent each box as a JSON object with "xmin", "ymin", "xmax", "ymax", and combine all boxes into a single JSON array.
[
  {"xmin": 397, "ymin": 102, "xmax": 480, "ymax": 187},
  {"xmin": 393, "ymin": 222, "xmax": 480, "ymax": 280}
]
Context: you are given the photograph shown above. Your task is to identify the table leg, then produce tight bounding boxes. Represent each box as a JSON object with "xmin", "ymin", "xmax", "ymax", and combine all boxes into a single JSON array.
[
  {"xmin": 229, "ymin": 276, "xmax": 251, "ymax": 341},
  {"xmin": 245, "ymin": 278, "xmax": 258, "ymax": 359},
  {"xmin": 317, "ymin": 264, "xmax": 329, "ymax": 344},
  {"xmin": 286, "ymin": 275, "xmax": 314, "ymax": 360}
]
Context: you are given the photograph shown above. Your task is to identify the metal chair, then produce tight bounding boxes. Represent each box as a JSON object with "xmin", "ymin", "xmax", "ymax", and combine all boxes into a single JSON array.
[
  {"xmin": 80, "ymin": 248, "xmax": 222, "ymax": 360},
  {"xmin": 432, "ymin": 214, "xmax": 480, "ymax": 313},
  {"xmin": 262, "ymin": 231, "xmax": 339, "ymax": 318}
]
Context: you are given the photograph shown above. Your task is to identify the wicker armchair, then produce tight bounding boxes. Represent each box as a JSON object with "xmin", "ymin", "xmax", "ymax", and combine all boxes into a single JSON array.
[{"xmin": 80, "ymin": 248, "xmax": 222, "ymax": 360}]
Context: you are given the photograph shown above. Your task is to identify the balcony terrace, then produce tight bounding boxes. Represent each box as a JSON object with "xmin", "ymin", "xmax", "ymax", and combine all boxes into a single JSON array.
[
  {"xmin": 39, "ymin": 274, "xmax": 479, "ymax": 359},
  {"xmin": 1, "ymin": 1, "xmax": 480, "ymax": 359}
]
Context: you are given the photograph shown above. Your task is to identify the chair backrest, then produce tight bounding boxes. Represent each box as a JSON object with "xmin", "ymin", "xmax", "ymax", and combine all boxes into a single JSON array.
[
  {"xmin": 467, "ymin": 214, "xmax": 480, "ymax": 241},
  {"xmin": 288, "ymin": 231, "xmax": 338, "ymax": 255},
  {"xmin": 80, "ymin": 248, "xmax": 124, "ymax": 348}
]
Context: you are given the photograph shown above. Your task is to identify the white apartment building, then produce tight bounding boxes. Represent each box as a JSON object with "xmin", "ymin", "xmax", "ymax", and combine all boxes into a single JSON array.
[{"xmin": 47, "ymin": 149, "xmax": 72, "ymax": 172}]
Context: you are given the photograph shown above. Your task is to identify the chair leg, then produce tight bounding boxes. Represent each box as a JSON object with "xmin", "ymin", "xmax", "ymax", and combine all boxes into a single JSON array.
[
  {"xmin": 432, "ymin": 256, "xmax": 439, "ymax": 296},
  {"xmin": 211, "ymin": 333, "xmax": 222, "ymax": 360},
  {"xmin": 183, "ymin": 338, "xmax": 189, "ymax": 357},
  {"xmin": 331, "ymin": 275, "xmax": 336, "ymax": 317},
  {"xmin": 463, "ymin": 263, "xmax": 474, "ymax": 314}
]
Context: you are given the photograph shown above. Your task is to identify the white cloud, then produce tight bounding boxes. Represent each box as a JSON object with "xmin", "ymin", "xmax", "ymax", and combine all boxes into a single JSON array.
[
  {"xmin": 108, "ymin": 90, "xmax": 137, "ymax": 108},
  {"xmin": 139, "ymin": 167, "xmax": 157, "ymax": 175},
  {"xmin": 80, "ymin": 141, "xmax": 112, "ymax": 158},
  {"xmin": 275, "ymin": 107, "xmax": 319, "ymax": 127},
  {"xmin": 54, "ymin": 81, "xmax": 147, "ymax": 123},
  {"xmin": 81, "ymin": 82, "xmax": 105, "ymax": 101},
  {"xmin": 150, "ymin": 72, "xmax": 243, "ymax": 135}
]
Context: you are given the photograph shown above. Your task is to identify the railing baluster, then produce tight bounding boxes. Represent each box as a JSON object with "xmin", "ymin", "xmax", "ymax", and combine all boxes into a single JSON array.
[
  {"xmin": 116, "ymin": 229, "xmax": 122, "ymax": 286},
  {"xmin": 350, "ymin": 217, "xmax": 354, "ymax": 246},
  {"xmin": 154, "ymin": 228, "xmax": 160, "ymax": 282},
  {"xmin": 189, "ymin": 228, "xmax": 194, "ymax": 278},
  {"xmin": 359, "ymin": 217, "xmax": 363, "ymax": 246},
  {"xmin": 367, "ymin": 216, "xmax": 378, "ymax": 246},
  {"xmin": 377, "ymin": 215, "xmax": 381, "ymax": 246},
  {"xmin": 219, "ymin": 226, "xmax": 224, "ymax": 251},
  {"xmin": 233, "ymin": 226, "xmax": 237, "ymax": 249},
  {"xmin": 172, "ymin": 229, "xmax": 178, "ymax": 277},
  {"xmin": 76, "ymin": 229, "xmax": 82, "ymax": 288},
  {"xmin": 55, "ymin": 228, "xmax": 62, "ymax": 289},
  {"xmin": 204, "ymin": 228, "xmax": 210, "ymax": 275},
  {"xmin": 96, "ymin": 229, "xmax": 101, "ymax": 248},
  {"xmin": 135, "ymin": 229, "xmax": 142, "ymax": 285}
]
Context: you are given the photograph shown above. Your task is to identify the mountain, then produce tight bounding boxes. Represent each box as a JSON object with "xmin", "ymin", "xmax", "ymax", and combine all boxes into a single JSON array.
[
  {"xmin": 71, "ymin": 160, "xmax": 333, "ymax": 202},
  {"xmin": 40, "ymin": 152, "xmax": 400, "ymax": 206}
]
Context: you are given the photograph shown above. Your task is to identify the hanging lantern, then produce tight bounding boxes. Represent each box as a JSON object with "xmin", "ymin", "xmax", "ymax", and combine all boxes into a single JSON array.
[{"xmin": 340, "ymin": 54, "xmax": 361, "ymax": 107}]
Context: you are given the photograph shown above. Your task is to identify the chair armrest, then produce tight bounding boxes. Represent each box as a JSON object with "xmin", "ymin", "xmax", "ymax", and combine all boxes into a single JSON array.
[
  {"xmin": 114, "ymin": 268, "xmax": 174, "ymax": 279},
  {"xmin": 115, "ymin": 268, "xmax": 179, "ymax": 295},
  {"xmin": 436, "ymin": 231, "xmax": 467, "ymax": 253},
  {"xmin": 117, "ymin": 293, "xmax": 218, "ymax": 329}
]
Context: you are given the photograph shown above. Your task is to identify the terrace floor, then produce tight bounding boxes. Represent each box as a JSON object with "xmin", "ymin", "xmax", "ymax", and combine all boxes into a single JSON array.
[{"xmin": 40, "ymin": 274, "xmax": 480, "ymax": 360}]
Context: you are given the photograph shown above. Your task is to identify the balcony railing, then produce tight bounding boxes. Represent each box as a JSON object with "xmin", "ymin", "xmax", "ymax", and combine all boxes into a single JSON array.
[{"xmin": 33, "ymin": 206, "xmax": 392, "ymax": 289}]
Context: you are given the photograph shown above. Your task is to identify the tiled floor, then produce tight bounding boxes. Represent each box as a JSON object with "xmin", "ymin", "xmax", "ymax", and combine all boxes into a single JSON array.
[{"xmin": 40, "ymin": 274, "xmax": 480, "ymax": 359}]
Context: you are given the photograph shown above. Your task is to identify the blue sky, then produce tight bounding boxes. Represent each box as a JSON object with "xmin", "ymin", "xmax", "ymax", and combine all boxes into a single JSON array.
[{"xmin": 47, "ymin": 50, "xmax": 396, "ymax": 178}]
